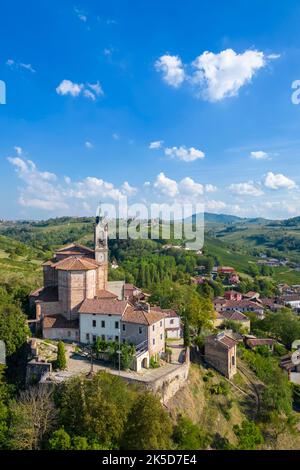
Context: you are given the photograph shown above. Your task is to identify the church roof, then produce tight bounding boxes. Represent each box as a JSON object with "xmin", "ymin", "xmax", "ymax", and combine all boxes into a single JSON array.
[
  {"xmin": 54, "ymin": 256, "xmax": 100, "ymax": 271},
  {"xmin": 30, "ymin": 286, "xmax": 59, "ymax": 302},
  {"xmin": 55, "ymin": 243, "xmax": 94, "ymax": 255},
  {"xmin": 97, "ymin": 289, "xmax": 118, "ymax": 299}
]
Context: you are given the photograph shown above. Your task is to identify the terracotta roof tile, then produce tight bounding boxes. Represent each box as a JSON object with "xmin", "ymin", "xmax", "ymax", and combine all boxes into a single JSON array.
[
  {"xmin": 55, "ymin": 256, "xmax": 99, "ymax": 271},
  {"xmin": 78, "ymin": 298, "xmax": 129, "ymax": 315},
  {"xmin": 43, "ymin": 315, "xmax": 79, "ymax": 329},
  {"xmin": 122, "ymin": 306, "xmax": 165, "ymax": 325},
  {"xmin": 97, "ymin": 289, "xmax": 118, "ymax": 299},
  {"xmin": 30, "ymin": 286, "xmax": 59, "ymax": 302}
]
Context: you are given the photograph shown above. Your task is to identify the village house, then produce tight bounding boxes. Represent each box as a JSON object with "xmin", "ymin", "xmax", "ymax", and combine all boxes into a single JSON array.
[
  {"xmin": 213, "ymin": 310, "xmax": 251, "ymax": 332},
  {"xmin": 224, "ymin": 290, "xmax": 243, "ymax": 301},
  {"xmin": 205, "ymin": 332, "xmax": 237, "ymax": 379},
  {"xmin": 244, "ymin": 336, "xmax": 274, "ymax": 352},
  {"xmin": 213, "ymin": 298, "xmax": 264, "ymax": 319}
]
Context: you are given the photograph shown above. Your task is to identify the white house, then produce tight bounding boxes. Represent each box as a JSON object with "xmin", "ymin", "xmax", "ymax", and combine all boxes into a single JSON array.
[
  {"xmin": 152, "ymin": 307, "xmax": 181, "ymax": 339},
  {"xmin": 79, "ymin": 297, "xmax": 129, "ymax": 343}
]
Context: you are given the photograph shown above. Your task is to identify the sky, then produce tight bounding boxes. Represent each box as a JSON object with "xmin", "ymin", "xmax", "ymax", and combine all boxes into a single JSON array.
[{"xmin": 1, "ymin": 0, "xmax": 300, "ymax": 220}]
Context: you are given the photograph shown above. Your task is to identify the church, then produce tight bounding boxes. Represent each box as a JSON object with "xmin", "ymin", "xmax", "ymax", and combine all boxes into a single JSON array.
[{"xmin": 30, "ymin": 209, "xmax": 181, "ymax": 369}]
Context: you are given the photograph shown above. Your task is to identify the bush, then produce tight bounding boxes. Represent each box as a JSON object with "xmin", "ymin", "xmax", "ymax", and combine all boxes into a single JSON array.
[{"xmin": 172, "ymin": 416, "xmax": 209, "ymax": 450}]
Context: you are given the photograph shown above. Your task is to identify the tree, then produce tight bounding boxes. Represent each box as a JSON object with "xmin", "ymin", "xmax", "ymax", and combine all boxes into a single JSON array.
[
  {"xmin": 172, "ymin": 416, "xmax": 209, "ymax": 450},
  {"xmin": 57, "ymin": 372, "xmax": 134, "ymax": 448},
  {"xmin": 233, "ymin": 420, "xmax": 264, "ymax": 450},
  {"xmin": 9, "ymin": 386, "xmax": 58, "ymax": 450},
  {"xmin": 56, "ymin": 341, "xmax": 67, "ymax": 370},
  {"xmin": 0, "ymin": 366, "xmax": 9, "ymax": 449},
  {"xmin": 0, "ymin": 304, "xmax": 29, "ymax": 356},
  {"xmin": 48, "ymin": 428, "xmax": 71, "ymax": 450},
  {"xmin": 122, "ymin": 392, "xmax": 173, "ymax": 450}
]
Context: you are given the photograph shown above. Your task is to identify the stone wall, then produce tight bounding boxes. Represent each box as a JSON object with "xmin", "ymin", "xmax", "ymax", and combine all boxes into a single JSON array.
[{"xmin": 122, "ymin": 348, "xmax": 190, "ymax": 403}]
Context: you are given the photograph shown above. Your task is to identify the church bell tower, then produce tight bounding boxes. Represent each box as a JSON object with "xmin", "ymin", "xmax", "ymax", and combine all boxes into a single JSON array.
[{"xmin": 94, "ymin": 205, "xmax": 108, "ymax": 264}]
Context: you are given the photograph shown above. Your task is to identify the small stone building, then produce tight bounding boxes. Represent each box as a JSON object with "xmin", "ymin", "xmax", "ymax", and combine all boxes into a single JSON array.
[{"xmin": 205, "ymin": 332, "xmax": 237, "ymax": 379}]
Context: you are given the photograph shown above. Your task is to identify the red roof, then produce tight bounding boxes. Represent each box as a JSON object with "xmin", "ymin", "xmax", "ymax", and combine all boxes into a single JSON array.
[
  {"xmin": 122, "ymin": 306, "xmax": 165, "ymax": 326},
  {"xmin": 43, "ymin": 315, "xmax": 79, "ymax": 329},
  {"xmin": 78, "ymin": 298, "xmax": 129, "ymax": 316},
  {"xmin": 30, "ymin": 286, "xmax": 58, "ymax": 303}
]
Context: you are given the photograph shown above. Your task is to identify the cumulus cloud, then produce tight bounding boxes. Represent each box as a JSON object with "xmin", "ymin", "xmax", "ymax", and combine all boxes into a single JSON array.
[
  {"xmin": 155, "ymin": 48, "xmax": 277, "ymax": 101},
  {"xmin": 179, "ymin": 177, "xmax": 204, "ymax": 196},
  {"xmin": 229, "ymin": 181, "xmax": 264, "ymax": 196},
  {"xmin": 56, "ymin": 80, "xmax": 83, "ymax": 97},
  {"xmin": 205, "ymin": 184, "xmax": 218, "ymax": 192},
  {"xmin": 8, "ymin": 156, "xmax": 137, "ymax": 212},
  {"xmin": 250, "ymin": 150, "xmax": 270, "ymax": 160},
  {"xmin": 149, "ymin": 140, "xmax": 164, "ymax": 149},
  {"xmin": 154, "ymin": 172, "xmax": 178, "ymax": 197},
  {"xmin": 74, "ymin": 7, "xmax": 87, "ymax": 22},
  {"xmin": 264, "ymin": 172, "xmax": 296, "ymax": 190},
  {"xmin": 56, "ymin": 80, "xmax": 104, "ymax": 100},
  {"xmin": 155, "ymin": 55, "xmax": 185, "ymax": 88},
  {"xmin": 191, "ymin": 49, "xmax": 266, "ymax": 101},
  {"xmin": 85, "ymin": 141, "xmax": 93, "ymax": 149},
  {"xmin": 121, "ymin": 181, "xmax": 138, "ymax": 196},
  {"xmin": 165, "ymin": 146, "xmax": 205, "ymax": 162},
  {"xmin": 205, "ymin": 200, "xmax": 227, "ymax": 211}
]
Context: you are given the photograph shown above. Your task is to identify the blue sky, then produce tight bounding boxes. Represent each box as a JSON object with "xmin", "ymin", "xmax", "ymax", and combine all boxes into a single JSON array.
[{"xmin": 1, "ymin": 0, "xmax": 300, "ymax": 220}]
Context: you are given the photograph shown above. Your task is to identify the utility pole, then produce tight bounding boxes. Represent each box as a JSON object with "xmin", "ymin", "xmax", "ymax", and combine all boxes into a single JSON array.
[{"xmin": 118, "ymin": 327, "xmax": 121, "ymax": 375}]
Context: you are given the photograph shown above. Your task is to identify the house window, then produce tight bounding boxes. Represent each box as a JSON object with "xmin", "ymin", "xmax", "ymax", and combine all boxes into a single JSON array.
[
  {"xmin": 92, "ymin": 320, "xmax": 96, "ymax": 327},
  {"xmin": 92, "ymin": 335, "xmax": 97, "ymax": 342},
  {"xmin": 115, "ymin": 335, "xmax": 119, "ymax": 342},
  {"xmin": 115, "ymin": 321, "xmax": 119, "ymax": 329},
  {"xmin": 160, "ymin": 321, "xmax": 162, "ymax": 327},
  {"xmin": 170, "ymin": 319, "xmax": 174, "ymax": 324},
  {"xmin": 153, "ymin": 338, "xmax": 155, "ymax": 345},
  {"xmin": 101, "ymin": 320, "xmax": 105, "ymax": 328},
  {"xmin": 160, "ymin": 334, "xmax": 163, "ymax": 340},
  {"xmin": 122, "ymin": 324, "xmax": 126, "ymax": 332},
  {"xmin": 139, "ymin": 326, "xmax": 143, "ymax": 335},
  {"xmin": 68, "ymin": 331, "xmax": 71, "ymax": 337},
  {"xmin": 86, "ymin": 333, "xmax": 90, "ymax": 342},
  {"xmin": 152, "ymin": 325, "xmax": 155, "ymax": 331},
  {"xmin": 232, "ymin": 356, "xmax": 235, "ymax": 366},
  {"xmin": 101, "ymin": 335, "xmax": 105, "ymax": 341}
]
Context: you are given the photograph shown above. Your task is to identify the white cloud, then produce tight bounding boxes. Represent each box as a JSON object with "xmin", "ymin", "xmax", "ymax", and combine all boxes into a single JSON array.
[
  {"xmin": 205, "ymin": 184, "xmax": 217, "ymax": 192},
  {"xmin": 112, "ymin": 133, "xmax": 120, "ymax": 140},
  {"xmin": 179, "ymin": 177, "xmax": 203, "ymax": 196},
  {"xmin": 250, "ymin": 150, "xmax": 270, "ymax": 160},
  {"xmin": 14, "ymin": 146, "xmax": 23, "ymax": 156},
  {"xmin": 155, "ymin": 48, "xmax": 278, "ymax": 101},
  {"xmin": 122, "ymin": 181, "xmax": 137, "ymax": 196},
  {"xmin": 264, "ymin": 172, "xmax": 296, "ymax": 190},
  {"xmin": 206, "ymin": 200, "xmax": 227, "ymax": 211},
  {"xmin": 56, "ymin": 80, "xmax": 104, "ymax": 100},
  {"xmin": 8, "ymin": 156, "xmax": 137, "ymax": 212},
  {"xmin": 144, "ymin": 181, "xmax": 151, "ymax": 187},
  {"xmin": 229, "ymin": 181, "xmax": 264, "ymax": 196},
  {"xmin": 85, "ymin": 141, "xmax": 93, "ymax": 149},
  {"xmin": 6, "ymin": 59, "xmax": 36, "ymax": 73},
  {"xmin": 192, "ymin": 49, "xmax": 266, "ymax": 101},
  {"xmin": 155, "ymin": 55, "xmax": 185, "ymax": 88},
  {"xmin": 74, "ymin": 7, "xmax": 87, "ymax": 22},
  {"xmin": 56, "ymin": 80, "xmax": 83, "ymax": 97},
  {"xmin": 87, "ymin": 81, "xmax": 104, "ymax": 96},
  {"xmin": 165, "ymin": 146, "xmax": 205, "ymax": 162},
  {"xmin": 154, "ymin": 172, "xmax": 178, "ymax": 197},
  {"xmin": 149, "ymin": 140, "xmax": 163, "ymax": 149},
  {"xmin": 267, "ymin": 53, "xmax": 281, "ymax": 60}
]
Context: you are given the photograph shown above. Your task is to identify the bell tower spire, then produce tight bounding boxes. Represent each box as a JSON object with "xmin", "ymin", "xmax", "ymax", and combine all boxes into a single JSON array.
[
  {"xmin": 94, "ymin": 204, "xmax": 108, "ymax": 290},
  {"xmin": 94, "ymin": 203, "xmax": 108, "ymax": 264}
]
